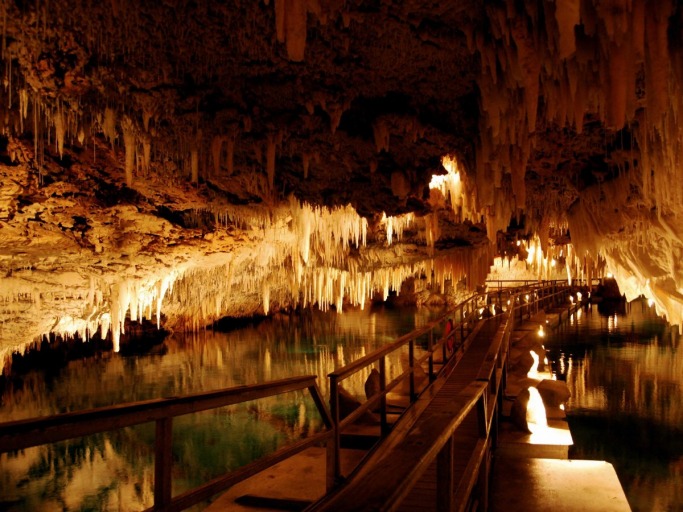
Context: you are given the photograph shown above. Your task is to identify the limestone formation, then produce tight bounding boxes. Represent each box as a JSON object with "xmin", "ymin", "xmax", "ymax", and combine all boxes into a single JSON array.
[{"xmin": 2, "ymin": 1, "xmax": 683, "ymax": 364}]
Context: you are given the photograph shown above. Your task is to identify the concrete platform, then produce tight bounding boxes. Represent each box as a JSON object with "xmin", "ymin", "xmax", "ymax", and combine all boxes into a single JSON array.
[
  {"xmin": 497, "ymin": 419, "xmax": 573, "ymax": 459},
  {"xmin": 490, "ymin": 457, "xmax": 631, "ymax": 511},
  {"xmin": 205, "ymin": 446, "xmax": 366, "ymax": 511}
]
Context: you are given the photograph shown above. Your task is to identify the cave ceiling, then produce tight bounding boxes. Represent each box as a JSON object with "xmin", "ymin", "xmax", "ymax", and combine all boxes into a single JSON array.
[{"xmin": 1, "ymin": 0, "xmax": 683, "ymax": 359}]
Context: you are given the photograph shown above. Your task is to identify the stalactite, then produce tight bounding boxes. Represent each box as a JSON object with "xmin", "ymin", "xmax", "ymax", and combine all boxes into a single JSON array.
[
  {"xmin": 103, "ymin": 107, "xmax": 117, "ymax": 150},
  {"xmin": 302, "ymin": 152, "xmax": 310, "ymax": 178},
  {"xmin": 141, "ymin": 134, "xmax": 151, "ymax": 174},
  {"xmin": 381, "ymin": 213, "xmax": 414, "ymax": 245},
  {"xmin": 54, "ymin": 109, "xmax": 65, "ymax": 158},
  {"xmin": 275, "ymin": 0, "xmax": 286, "ymax": 43},
  {"xmin": 284, "ymin": 0, "xmax": 306, "ymax": 62},
  {"xmin": 122, "ymin": 116, "xmax": 135, "ymax": 187},
  {"xmin": 554, "ymin": 0, "xmax": 580, "ymax": 59},
  {"xmin": 373, "ymin": 120, "xmax": 390, "ymax": 153},
  {"xmin": 211, "ymin": 135, "xmax": 223, "ymax": 177},
  {"xmin": 266, "ymin": 133, "xmax": 276, "ymax": 189},
  {"xmin": 225, "ymin": 134, "xmax": 235, "ymax": 175},
  {"xmin": 191, "ymin": 147, "xmax": 199, "ymax": 183}
]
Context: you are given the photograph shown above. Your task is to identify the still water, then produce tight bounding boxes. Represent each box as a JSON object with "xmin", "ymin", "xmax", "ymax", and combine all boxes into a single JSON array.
[
  {"xmin": 0, "ymin": 306, "xmax": 440, "ymax": 511},
  {"xmin": 547, "ymin": 299, "xmax": 683, "ymax": 512}
]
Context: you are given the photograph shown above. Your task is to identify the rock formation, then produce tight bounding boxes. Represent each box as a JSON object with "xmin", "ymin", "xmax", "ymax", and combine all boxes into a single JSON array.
[{"xmin": 1, "ymin": 0, "xmax": 683, "ymax": 364}]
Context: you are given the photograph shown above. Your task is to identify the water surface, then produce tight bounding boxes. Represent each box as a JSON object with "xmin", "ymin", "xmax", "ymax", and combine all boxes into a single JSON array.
[
  {"xmin": 0, "ymin": 306, "xmax": 440, "ymax": 511},
  {"xmin": 546, "ymin": 300, "xmax": 683, "ymax": 512}
]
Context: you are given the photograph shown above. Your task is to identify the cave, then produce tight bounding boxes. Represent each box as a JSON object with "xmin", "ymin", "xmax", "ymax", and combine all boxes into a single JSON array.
[
  {"xmin": 1, "ymin": 1, "xmax": 682, "ymax": 354},
  {"xmin": 1, "ymin": 0, "xmax": 682, "ymax": 509}
]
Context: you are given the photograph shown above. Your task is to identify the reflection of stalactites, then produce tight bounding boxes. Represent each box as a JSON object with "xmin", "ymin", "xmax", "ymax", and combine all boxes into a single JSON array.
[
  {"xmin": 422, "ymin": 212, "xmax": 439, "ymax": 253},
  {"xmin": 264, "ymin": 347, "xmax": 272, "ymax": 380}
]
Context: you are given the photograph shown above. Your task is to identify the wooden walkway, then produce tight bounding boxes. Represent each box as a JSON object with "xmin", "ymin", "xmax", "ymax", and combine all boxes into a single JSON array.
[
  {"xmin": 206, "ymin": 293, "xmax": 629, "ymax": 512},
  {"xmin": 306, "ymin": 318, "xmax": 504, "ymax": 512},
  {"xmin": 209, "ymin": 317, "xmax": 505, "ymax": 512},
  {"xmin": 397, "ymin": 320, "xmax": 500, "ymax": 512}
]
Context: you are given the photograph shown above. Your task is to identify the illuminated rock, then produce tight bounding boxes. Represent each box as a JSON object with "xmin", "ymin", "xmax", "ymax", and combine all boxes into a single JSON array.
[
  {"xmin": 1, "ymin": 1, "xmax": 683, "ymax": 364},
  {"xmin": 537, "ymin": 379, "xmax": 572, "ymax": 409}
]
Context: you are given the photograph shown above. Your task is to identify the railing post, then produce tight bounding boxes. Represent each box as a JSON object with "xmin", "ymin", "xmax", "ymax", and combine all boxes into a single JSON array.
[
  {"xmin": 409, "ymin": 340, "xmax": 416, "ymax": 401},
  {"xmin": 428, "ymin": 329, "xmax": 434, "ymax": 381},
  {"xmin": 460, "ymin": 304, "xmax": 465, "ymax": 342},
  {"xmin": 329, "ymin": 375, "xmax": 341, "ymax": 484},
  {"xmin": 379, "ymin": 356, "xmax": 388, "ymax": 435},
  {"xmin": 478, "ymin": 445, "xmax": 490, "ymax": 512},
  {"xmin": 437, "ymin": 435, "xmax": 455, "ymax": 512},
  {"xmin": 154, "ymin": 417, "xmax": 173, "ymax": 511},
  {"xmin": 304, "ymin": 384, "xmax": 336, "ymax": 492},
  {"xmin": 477, "ymin": 393, "xmax": 487, "ymax": 438}
]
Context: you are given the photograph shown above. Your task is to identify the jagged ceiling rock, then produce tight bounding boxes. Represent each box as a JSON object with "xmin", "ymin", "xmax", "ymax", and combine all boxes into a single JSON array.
[
  {"xmin": 2, "ymin": 0, "xmax": 683, "ymax": 362},
  {"xmin": 1, "ymin": 0, "xmax": 481, "ymax": 216}
]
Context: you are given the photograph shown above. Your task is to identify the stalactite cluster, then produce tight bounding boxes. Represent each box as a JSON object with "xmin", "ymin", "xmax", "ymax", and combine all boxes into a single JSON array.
[{"xmin": 2, "ymin": 0, "xmax": 683, "ymax": 358}]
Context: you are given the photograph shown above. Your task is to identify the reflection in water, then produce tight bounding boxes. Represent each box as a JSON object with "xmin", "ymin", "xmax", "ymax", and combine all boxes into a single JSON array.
[
  {"xmin": 0, "ymin": 306, "xmax": 440, "ymax": 511},
  {"xmin": 547, "ymin": 300, "xmax": 683, "ymax": 512}
]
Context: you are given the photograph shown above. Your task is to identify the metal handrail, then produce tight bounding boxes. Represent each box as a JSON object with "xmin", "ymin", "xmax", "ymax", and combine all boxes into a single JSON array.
[{"xmin": 0, "ymin": 375, "xmax": 333, "ymax": 512}]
